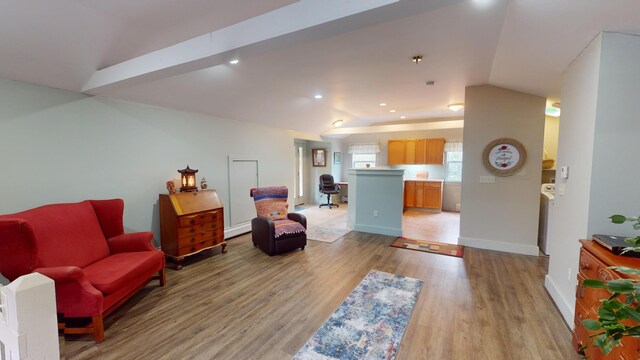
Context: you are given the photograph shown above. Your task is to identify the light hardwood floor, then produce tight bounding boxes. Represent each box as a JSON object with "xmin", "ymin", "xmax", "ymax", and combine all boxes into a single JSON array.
[
  {"xmin": 62, "ymin": 231, "xmax": 579, "ymax": 360},
  {"xmin": 402, "ymin": 210, "xmax": 460, "ymax": 244}
]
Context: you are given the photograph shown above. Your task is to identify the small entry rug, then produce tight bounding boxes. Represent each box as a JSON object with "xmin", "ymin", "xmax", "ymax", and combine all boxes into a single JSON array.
[
  {"xmin": 390, "ymin": 237, "xmax": 464, "ymax": 258},
  {"xmin": 293, "ymin": 270, "xmax": 422, "ymax": 360},
  {"xmin": 306, "ymin": 225, "xmax": 351, "ymax": 243}
]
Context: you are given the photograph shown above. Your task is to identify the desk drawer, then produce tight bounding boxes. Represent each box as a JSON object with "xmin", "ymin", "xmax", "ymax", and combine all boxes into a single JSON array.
[
  {"xmin": 579, "ymin": 248, "xmax": 603, "ymax": 279},
  {"xmin": 177, "ymin": 230, "xmax": 216, "ymax": 247},
  {"xmin": 178, "ymin": 211, "xmax": 219, "ymax": 228},
  {"xmin": 177, "ymin": 222, "xmax": 219, "ymax": 238},
  {"xmin": 178, "ymin": 239, "xmax": 214, "ymax": 255}
]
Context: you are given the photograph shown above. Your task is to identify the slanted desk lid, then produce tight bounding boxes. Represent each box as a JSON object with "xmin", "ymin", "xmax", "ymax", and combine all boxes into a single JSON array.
[{"xmin": 168, "ymin": 190, "xmax": 223, "ymax": 216}]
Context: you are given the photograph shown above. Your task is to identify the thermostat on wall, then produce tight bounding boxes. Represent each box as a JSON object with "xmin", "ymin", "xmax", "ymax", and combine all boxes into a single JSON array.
[{"xmin": 560, "ymin": 166, "xmax": 569, "ymax": 179}]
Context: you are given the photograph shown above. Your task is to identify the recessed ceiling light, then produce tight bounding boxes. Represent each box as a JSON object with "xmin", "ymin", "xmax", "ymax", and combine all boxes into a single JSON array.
[
  {"xmin": 379, "ymin": 103, "xmax": 387, "ymax": 106},
  {"xmin": 390, "ymin": 109, "xmax": 396, "ymax": 113},
  {"xmin": 400, "ymin": 116, "xmax": 406, "ymax": 119},
  {"xmin": 333, "ymin": 119, "xmax": 344, "ymax": 127},
  {"xmin": 314, "ymin": 94, "xmax": 323, "ymax": 100},
  {"xmin": 448, "ymin": 103, "xmax": 464, "ymax": 111},
  {"xmin": 229, "ymin": 59, "xmax": 239, "ymax": 65}
]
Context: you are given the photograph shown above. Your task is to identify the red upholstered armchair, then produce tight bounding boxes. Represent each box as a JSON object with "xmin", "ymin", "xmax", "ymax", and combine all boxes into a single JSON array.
[{"xmin": 0, "ymin": 199, "xmax": 165, "ymax": 342}]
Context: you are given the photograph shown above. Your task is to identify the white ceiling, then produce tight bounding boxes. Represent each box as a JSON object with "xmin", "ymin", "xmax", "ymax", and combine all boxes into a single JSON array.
[{"xmin": 1, "ymin": 0, "xmax": 639, "ymax": 135}]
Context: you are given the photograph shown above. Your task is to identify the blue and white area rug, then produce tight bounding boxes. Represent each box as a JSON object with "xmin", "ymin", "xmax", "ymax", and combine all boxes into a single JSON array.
[{"xmin": 293, "ymin": 270, "xmax": 423, "ymax": 360}]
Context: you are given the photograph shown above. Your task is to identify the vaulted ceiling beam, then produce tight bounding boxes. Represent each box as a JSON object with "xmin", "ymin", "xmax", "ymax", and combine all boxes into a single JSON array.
[{"xmin": 82, "ymin": 0, "xmax": 398, "ymax": 94}]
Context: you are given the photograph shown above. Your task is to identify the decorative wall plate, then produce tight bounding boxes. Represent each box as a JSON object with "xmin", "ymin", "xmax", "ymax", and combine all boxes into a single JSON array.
[{"xmin": 482, "ymin": 138, "xmax": 527, "ymax": 176}]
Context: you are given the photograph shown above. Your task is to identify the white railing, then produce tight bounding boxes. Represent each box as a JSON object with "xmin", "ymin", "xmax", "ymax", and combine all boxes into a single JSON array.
[{"xmin": 0, "ymin": 273, "xmax": 59, "ymax": 360}]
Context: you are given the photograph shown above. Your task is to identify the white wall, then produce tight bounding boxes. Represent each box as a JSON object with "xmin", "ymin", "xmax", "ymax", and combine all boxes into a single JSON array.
[
  {"xmin": 0, "ymin": 78, "xmax": 295, "ymax": 243},
  {"xmin": 347, "ymin": 168, "xmax": 404, "ymax": 236},
  {"xmin": 543, "ymin": 115, "xmax": 560, "ymax": 162},
  {"xmin": 546, "ymin": 32, "xmax": 640, "ymax": 326},
  {"xmin": 459, "ymin": 85, "xmax": 545, "ymax": 255},
  {"xmin": 588, "ymin": 33, "xmax": 640, "ymax": 235}
]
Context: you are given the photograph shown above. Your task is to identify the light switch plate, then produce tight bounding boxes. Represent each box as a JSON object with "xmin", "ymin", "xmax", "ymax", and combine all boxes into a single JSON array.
[
  {"xmin": 560, "ymin": 166, "xmax": 569, "ymax": 179},
  {"xmin": 480, "ymin": 176, "xmax": 495, "ymax": 183}
]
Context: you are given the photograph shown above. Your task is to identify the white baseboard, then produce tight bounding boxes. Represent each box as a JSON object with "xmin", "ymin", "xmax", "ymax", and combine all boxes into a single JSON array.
[
  {"xmin": 224, "ymin": 222, "xmax": 251, "ymax": 239},
  {"xmin": 544, "ymin": 274, "xmax": 575, "ymax": 328},
  {"xmin": 458, "ymin": 236, "xmax": 539, "ymax": 256},
  {"xmin": 354, "ymin": 224, "xmax": 402, "ymax": 237}
]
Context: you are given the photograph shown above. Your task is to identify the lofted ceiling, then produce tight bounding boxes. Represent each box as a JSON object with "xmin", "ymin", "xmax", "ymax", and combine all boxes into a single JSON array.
[{"xmin": 1, "ymin": 0, "xmax": 639, "ymax": 135}]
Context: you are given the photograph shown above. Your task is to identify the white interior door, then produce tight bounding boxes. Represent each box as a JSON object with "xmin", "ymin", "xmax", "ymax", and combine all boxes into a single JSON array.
[
  {"xmin": 228, "ymin": 157, "xmax": 259, "ymax": 227},
  {"xmin": 293, "ymin": 144, "xmax": 304, "ymax": 206}
]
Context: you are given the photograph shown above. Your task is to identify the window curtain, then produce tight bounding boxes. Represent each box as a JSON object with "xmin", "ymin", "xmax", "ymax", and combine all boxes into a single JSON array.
[
  {"xmin": 348, "ymin": 142, "xmax": 380, "ymax": 154},
  {"xmin": 444, "ymin": 141, "xmax": 463, "ymax": 152}
]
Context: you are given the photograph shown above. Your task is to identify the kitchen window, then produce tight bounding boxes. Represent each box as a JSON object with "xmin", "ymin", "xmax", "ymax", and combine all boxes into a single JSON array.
[
  {"xmin": 348, "ymin": 142, "xmax": 380, "ymax": 168},
  {"xmin": 352, "ymin": 153, "xmax": 376, "ymax": 168},
  {"xmin": 445, "ymin": 141, "xmax": 463, "ymax": 182}
]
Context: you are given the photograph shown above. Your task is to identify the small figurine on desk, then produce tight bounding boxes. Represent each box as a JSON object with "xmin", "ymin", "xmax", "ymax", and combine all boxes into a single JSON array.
[
  {"xmin": 200, "ymin": 177, "xmax": 208, "ymax": 190},
  {"xmin": 166, "ymin": 180, "xmax": 176, "ymax": 194}
]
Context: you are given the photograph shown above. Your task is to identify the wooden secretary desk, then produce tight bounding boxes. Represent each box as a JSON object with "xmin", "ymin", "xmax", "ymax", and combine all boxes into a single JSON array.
[{"xmin": 159, "ymin": 189, "xmax": 226, "ymax": 269}]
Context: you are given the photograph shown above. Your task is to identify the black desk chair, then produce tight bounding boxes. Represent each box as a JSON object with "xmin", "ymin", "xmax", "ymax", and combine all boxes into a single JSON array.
[{"xmin": 319, "ymin": 174, "xmax": 341, "ymax": 209}]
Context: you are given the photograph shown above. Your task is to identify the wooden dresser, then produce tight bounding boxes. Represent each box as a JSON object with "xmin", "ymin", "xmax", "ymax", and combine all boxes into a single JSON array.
[
  {"xmin": 574, "ymin": 240, "xmax": 640, "ymax": 359},
  {"xmin": 159, "ymin": 190, "xmax": 226, "ymax": 269}
]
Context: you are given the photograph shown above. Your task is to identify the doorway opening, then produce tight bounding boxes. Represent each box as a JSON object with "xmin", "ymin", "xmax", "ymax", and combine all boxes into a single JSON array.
[{"xmin": 293, "ymin": 143, "xmax": 304, "ymax": 206}]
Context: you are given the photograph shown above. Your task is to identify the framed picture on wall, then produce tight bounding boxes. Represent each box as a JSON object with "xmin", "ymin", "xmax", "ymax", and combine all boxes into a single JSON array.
[
  {"xmin": 312, "ymin": 148, "xmax": 326, "ymax": 167},
  {"xmin": 334, "ymin": 152, "xmax": 342, "ymax": 165}
]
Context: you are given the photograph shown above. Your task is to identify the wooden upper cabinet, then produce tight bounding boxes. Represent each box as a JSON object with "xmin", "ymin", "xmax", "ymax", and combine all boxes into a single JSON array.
[
  {"xmin": 404, "ymin": 140, "xmax": 416, "ymax": 164},
  {"xmin": 389, "ymin": 138, "xmax": 445, "ymax": 165},
  {"xmin": 426, "ymin": 138, "xmax": 445, "ymax": 165},
  {"xmin": 415, "ymin": 139, "xmax": 427, "ymax": 164},
  {"xmin": 388, "ymin": 140, "xmax": 405, "ymax": 165}
]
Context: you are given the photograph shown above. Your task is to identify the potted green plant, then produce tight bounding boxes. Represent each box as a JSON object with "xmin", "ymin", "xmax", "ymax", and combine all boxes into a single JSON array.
[{"xmin": 582, "ymin": 215, "xmax": 640, "ymax": 356}]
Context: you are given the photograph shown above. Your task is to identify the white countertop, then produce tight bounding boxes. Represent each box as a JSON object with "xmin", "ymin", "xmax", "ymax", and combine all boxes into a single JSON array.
[{"xmin": 404, "ymin": 178, "xmax": 444, "ymax": 182}]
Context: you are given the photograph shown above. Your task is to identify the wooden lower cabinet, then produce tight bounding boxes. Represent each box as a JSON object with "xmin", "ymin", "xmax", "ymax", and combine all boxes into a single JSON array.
[
  {"xmin": 403, "ymin": 180, "xmax": 442, "ymax": 211},
  {"xmin": 404, "ymin": 181, "xmax": 416, "ymax": 207},
  {"xmin": 423, "ymin": 182, "xmax": 442, "ymax": 208},
  {"xmin": 574, "ymin": 240, "xmax": 640, "ymax": 359},
  {"xmin": 159, "ymin": 190, "xmax": 227, "ymax": 269}
]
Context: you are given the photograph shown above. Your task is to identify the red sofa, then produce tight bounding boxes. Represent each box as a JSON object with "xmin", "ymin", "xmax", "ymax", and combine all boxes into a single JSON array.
[{"xmin": 0, "ymin": 199, "xmax": 165, "ymax": 342}]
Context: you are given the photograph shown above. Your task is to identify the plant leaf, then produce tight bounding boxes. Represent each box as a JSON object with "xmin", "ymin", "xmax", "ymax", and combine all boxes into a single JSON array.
[
  {"xmin": 612, "ymin": 266, "xmax": 640, "ymax": 276},
  {"xmin": 598, "ymin": 307, "xmax": 616, "ymax": 321},
  {"xmin": 583, "ymin": 279, "xmax": 607, "ymax": 288},
  {"xmin": 607, "ymin": 279, "xmax": 635, "ymax": 294},
  {"xmin": 583, "ymin": 319, "xmax": 602, "ymax": 331},
  {"xmin": 594, "ymin": 333, "xmax": 617, "ymax": 355},
  {"xmin": 601, "ymin": 299, "xmax": 624, "ymax": 310},
  {"xmin": 619, "ymin": 307, "xmax": 640, "ymax": 323},
  {"xmin": 624, "ymin": 237, "xmax": 640, "ymax": 246},
  {"xmin": 610, "ymin": 215, "xmax": 628, "ymax": 224}
]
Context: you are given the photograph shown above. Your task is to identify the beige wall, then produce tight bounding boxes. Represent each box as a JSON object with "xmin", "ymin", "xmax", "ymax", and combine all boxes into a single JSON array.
[
  {"xmin": 459, "ymin": 85, "xmax": 545, "ymax": 255},
  {"xmin": 546, "ymin": 32, "xmax": 640, "ymax": 325},
  {"xmin": 543, "ymin": 115, "xmax": 560, "ymax": 162}
]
